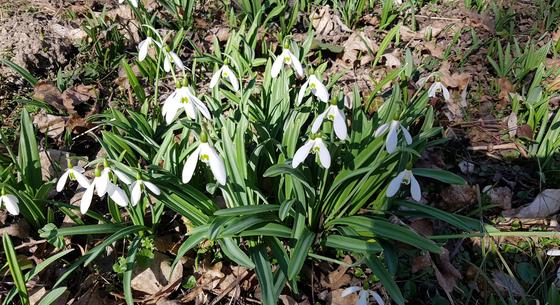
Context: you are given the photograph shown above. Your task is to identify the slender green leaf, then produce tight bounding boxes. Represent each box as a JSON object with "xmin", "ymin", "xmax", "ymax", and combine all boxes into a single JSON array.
[
  {"xmin": 3, "ymin": 233, "xmax": 29, "ymax": 305},
  {"xmin": 287, "ymin": 228, "xmax": 314, "ymax": 280}
]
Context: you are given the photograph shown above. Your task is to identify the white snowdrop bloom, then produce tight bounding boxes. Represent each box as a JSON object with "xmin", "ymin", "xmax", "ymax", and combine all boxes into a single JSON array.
[
  {"xmin": 118, "ymin": 0, "xmax": 138, "ymax": 7},
  {"xmin": 386, "ymin": 169, "xmax": 421, "ymax": 201},
  {"xmin": 130, "ymin": 177, "xmax": 161, "ymax": 206},
  {"xmin": 271, "ymin": 46, "xmax": 304, "ymax": 78},
  {"xmin": 428, "ymin": 81, "xmax": 450, "ymax": 101},
  {"xmin": 0, "ymin": 192, "xmax": 19, "ymax": 216},
  {"xmin": 374, "ymin": 120, "xmax": 413, "ymax": 154},
  {"xmin": 547, "ymin": 249, "xmax": 560, "ymax": 256},
  {"xmin": 182, "ymin": 136, "xmax": 226, "ymax": 185},
  {"xmin": 311, "ymin": 103, "xmax": 347, "ymax": 140},
  {"xmin": 292, "ymin": 136, "xmax": 330, "ymax": 169},
  {"xmin": 138, "ymin": 37, "xmax": 161, "ymax": 62},
  {"xmin": 209, "ymin": 64, "xmax": 239, "ymax": 92},
  {"xmin": 80, "ymin": 170, "xmax": 129, "ymax": 214},
  {"xmin": 162, "ymin": 86, "xmax": 212, "ymax": 124},
  {"xmin": 297, "ymin": 75, "xmax": 329, "ymax": 105},
  {"xmin": 98, "ymin": 165, "xmax": 132, "ymax": 197},
  {"xmin": 341, "ymin": 286, "xmax": 385, "ymax": 305},
  {"xmin": 56, "ymin": 162, "xmax": 90, "ymax": 192},
  {"xmin": 163, "ymin": 50, "xmax": 185, "ymax": 72}
]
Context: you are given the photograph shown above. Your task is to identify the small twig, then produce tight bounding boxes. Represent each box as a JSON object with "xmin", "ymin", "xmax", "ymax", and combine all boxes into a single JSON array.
[{"xmin": 467, "ymin": 143, "xmax": 518, "ymax": 151}]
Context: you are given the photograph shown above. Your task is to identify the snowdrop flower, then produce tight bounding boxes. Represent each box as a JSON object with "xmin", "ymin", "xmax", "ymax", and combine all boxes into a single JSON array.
[
  {"xmin": 81, "ymin": 167, "xmax": 129, "ymax": 214},
  {"xmin": 163, "ymin": 49, "xmax": 185, "ymax": 73},
  {"xmin": 311, "ymin": 101, "xmax": 347, "ymax": 140},
  {"xmin": 428, "ymin": 81, "xmax": 450, "ymax": 101},
  {"xmin": 162, "ymin": 86, "xmax": 211, "ymax": 124},
  {"xmin": 386, "ymin": 169, "xmax": 421, "ymax": 201},
  {"xmin": 119, "ymin": 0, "xmax": 138, "ymax": 7},
  {"xmin": 297, "ymin": 75, "xmax": 329, "ymax": 105},
  {"xmin": 547, "ymin": 249, "xmax": 560, "ymax": 256},
  {"xmin": 374, "ymin": 120, "xmax": 412, "ymax": 154},
  {"xmin": 209, "ymin": 64, "xmax": 239, "ymax": 92},
  {"xmin": 0, "ymin": 189, "xmax": 19, "ymax": 216},
  {"xmin": 138, "ymin": 37, "xmax": 161, "ymax": 62},
  {"xmin": 182, "ymin": 133, "xmax": 226, "ymax": 185},
  {"xmin": 57, "ymin": 161, "xmax": 90, "ymax": 192},
  {"xmin": 271, "ymin": 44, "xmax": 304, "ymax": 78},
  {"xmin": 130, "ymin": 175, "xmax": 161, "ymax": 206},
  {"xmin": 98, "ymin": 162, "xmax": 132, "ymax": 197},
  {"xmin": 292, "ymin": 135, "xmax": 330, "ymax": 169},
  {"xmin": 342, "ymin": 286, "xmax": 385, "ymax": 305}
]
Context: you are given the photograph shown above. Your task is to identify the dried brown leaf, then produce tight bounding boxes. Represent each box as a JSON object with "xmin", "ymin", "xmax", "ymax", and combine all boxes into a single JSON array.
[{"xmin": 33, "ymin": 81, "xmax": 65, "ymax": 111}]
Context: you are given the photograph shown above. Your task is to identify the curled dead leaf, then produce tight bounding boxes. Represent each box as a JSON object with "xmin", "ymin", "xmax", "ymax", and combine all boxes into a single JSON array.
[
  {"xmin": 503, "ymin": 189, "xmax": 560, "ymax": 218},
  {"xmin": 33, "ymin": 111, "xmax": 66, "ymax": 138}
]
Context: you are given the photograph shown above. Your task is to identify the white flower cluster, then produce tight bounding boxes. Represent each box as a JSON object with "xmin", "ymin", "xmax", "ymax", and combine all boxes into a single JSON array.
[{"xmin": 56, "ymin": 160, "xmax": 160, "ymax": 214}]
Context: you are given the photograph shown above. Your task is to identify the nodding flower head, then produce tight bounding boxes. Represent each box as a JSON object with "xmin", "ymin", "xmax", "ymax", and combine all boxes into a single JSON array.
[
  {"xmin": 374, "ymin": 120, "xmax": 413, "ymax": 154},
  {"xmin": 292, "ymin": 135, "xmax": 331, "ymax": 169},
  {"xmin": 130, "ymin": 175, "xmax": 161, "ymax": 206},
  {"xmin": 209, "ymin": 64, "xmax": 239, "ymax": 92},
  {"xmin": 341, "ymin": 286, "xmax": 385, "ymax": 305},
  {"xmin": 297, "ymin": 74, "xmax": 329, "ymax": 105},
  {"xmin": 56, "ymin": 160, "xmax": 90, "ymax": 192},
  {"xmin": 386, "ymin": 169, "xmax": 421, "ymax": 202},
  {"xmin": 162, "ymin": 86, "xmax": 212, "ymax": 124},
  {"xmin": 311, "ymin": 103, "xmax": 347, "ymax": 141},
  {"xmin": 182, "ymin": 135, "xmax": 226, "ymax": 186},
  {"xmin": 80, "ymin": 163, "xmax": 130, "ymax": 214},
  {"xmin": 0, "ymin": 188, "xmax": 19, "ymax": 216},
  {"xmin": 271, "ymin": 47, "xmax": 304, "ymax": 78},
  {"xmin": 428, "ymin": 81, "xmax": 450, "ymax": 101}
]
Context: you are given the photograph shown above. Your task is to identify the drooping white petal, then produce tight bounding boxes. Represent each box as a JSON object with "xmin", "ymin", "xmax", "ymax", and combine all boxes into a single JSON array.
[
  {"xmin": 271, "ymin": 50, "xmax": 286, "ymax": 78},
  {"xmin": 341, "ymin": 286, "xmax": 362, "ymax": 297},
  {"xmin": 209, "ymin": 66, "xmax": 222, "ymax": 89},
  {"xmin": 427, "ymin": 82, "xmax": 439, "ymax": 98},
  {"xmin": 386, "ymin": 171, "xmax": 407, "ymax": 197},
  {"xmin": 310, "ymin": 76, "xmax": 329, "ymax": 103},
  {"xmin": 292, "ymin": 140, "xmax": 314, "ymax": 168},
  {"xmin": 316, "ymin": 139, "xmax": 331, "ymax": 168},
  {"xmin": 131, "ymin": 181, "xmax": 142, "ymax": 206},
  {"xmin": 311, "ymin": 111, "xmax": 327, "ymax": 134},
  {"xmin": 73, "ymin": 171, "xmax": 91, "ymax": 189},
  {"xmin": 203, "ymin": 144, "xmax": 227, "ymax": 185},
  {"xmin": 183, "ymin": 100, "xmax": 197, "ymax": 120},
  {"xmin": 56, "ymin": 170, "xmax": 70, "ymax": 192},
  {"xmin": 81, "ymin": 183, "xmax": 95, "ymax": 214},
  {"xmin": 3, "ymin": 195, "xmax": 19, "ymax": 216},
  {"xmin": 374, "ymin": 123, "xmax": 389, "ymax": 137},
  {"xmin": 386, "ymin": 120, "xmax": 400, "ymax": 153},
  {"xmin": 370, "ymin": 291, "xmax": 385, "ymax": 305},
  {"xmin": 409, "ymin": 173, "xmax": 422, "ymax": 201},
  {"xmin": 189, "ymin": 91, "xmax": 212, "ymax": 120},
  {"xmin": 113, "ymin": 169, "xmax": 132, "ymax": 185},
  {"xmin": 296, "ymin": 79, "xmax": 310, "ymax": 105},
  {"xmin": 97, "ymin": 171, "xmax": 110, "ymax": 196},
  {"xmin": 332, "ymin": 107, "xmax": 347, "ymax": 140},
  {"xmin": 130, "ymin": 0, "xmax": 138, "ymax": 7},
  {"xmin": 170, "ymin": 52, "xmax": 184, "ymax": 70},
  {"xmin": 143, "ymin": 181, "xmax": 161, "ymax": 195},
  {"xmin": 74, "ymin": 166, "xmax": 86, "ymax": 173},
  {"xmin": 289, "ymin": 52, "xmax": 304, "ymax": 78},
  {"xmin": 108, "ymin": 184, "xmax": 129, "ymax": 207},
  {"xmin": 163, "ymin": 55, "xmax": 172, "ymax": 72},
  {"xmin": 357, "ymin": 290, "xmax": 369, "ymax": 305},
  {"xmin": 182, "ymin": 147, "xmax": 200, "ymax": 183},
  {"xmin": 547, "ymin": 249, "xmax": 560, "ymax": 256},
  {"xmin": 441, "ymin": 85, "xmax": 451, "ymax": 101},
  {"xmin": 400, "ymin": 124, "xmax": 413, "ymax": 145},
  {"xmin": 222, "ymin": 65, "xmax": 239, "ymax": 92},
  {"xmin": 138, "ymin": 38, "xmax": 151, "ymax": 61},
  {"xmin": 164, "ymin": 100, "xmax": 181, "ymax": 124}
]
